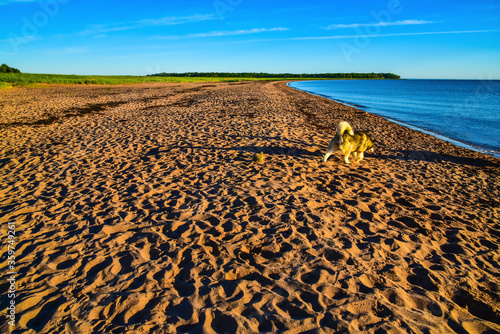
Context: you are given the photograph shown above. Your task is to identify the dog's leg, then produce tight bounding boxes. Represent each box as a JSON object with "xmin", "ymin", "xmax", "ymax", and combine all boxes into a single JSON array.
[
  {"xmin": 344, "ymin": 151, "xmax": 351, "ymax": 164},
  {"xmin": 357, "ymin": 152, "xmax": 364, "ymax": 161}
]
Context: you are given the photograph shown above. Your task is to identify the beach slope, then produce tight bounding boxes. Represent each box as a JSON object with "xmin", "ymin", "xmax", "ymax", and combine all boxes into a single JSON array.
[{"xmin": 1, "ymin": 81, "xmax": 499, "ymax": 333}]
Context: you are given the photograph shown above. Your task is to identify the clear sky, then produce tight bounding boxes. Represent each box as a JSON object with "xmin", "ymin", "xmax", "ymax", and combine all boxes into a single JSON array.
[{"xmin": 1, "ymin": 0, "xmax": 499, "ymax": 79}]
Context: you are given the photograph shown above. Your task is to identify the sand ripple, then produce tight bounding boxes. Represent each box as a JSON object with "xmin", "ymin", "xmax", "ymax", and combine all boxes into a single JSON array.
[{"xmin": 1, "ymin": 81, "xmax": 499, "ymax": 333}]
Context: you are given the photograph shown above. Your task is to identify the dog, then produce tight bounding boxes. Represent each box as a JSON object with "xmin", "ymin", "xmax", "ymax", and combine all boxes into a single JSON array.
[{"xmin": 323, "ymin": 121, "xmax": 374, "ymax": 163}]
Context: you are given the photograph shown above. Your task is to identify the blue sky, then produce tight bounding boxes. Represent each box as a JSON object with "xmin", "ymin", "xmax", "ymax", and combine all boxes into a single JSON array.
[{"xmin": 1, "ymin": 0, "xmax": 499, "ymax": 78}]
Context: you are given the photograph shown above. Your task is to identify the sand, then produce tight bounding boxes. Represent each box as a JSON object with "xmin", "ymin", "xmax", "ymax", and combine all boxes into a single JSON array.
[{"xmin": 0, "ymin": 81, "xmax": 499, "ymax": 333}]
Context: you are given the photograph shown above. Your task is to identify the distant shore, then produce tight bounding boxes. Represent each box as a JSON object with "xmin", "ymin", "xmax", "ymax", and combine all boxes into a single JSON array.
[
  {"xmin": 1, "ymin": 81, "xmax": 499, "ymax": 333},
  {"xmin": 0, "ymin": 71, "xmax": 400, "ymax": 87}
]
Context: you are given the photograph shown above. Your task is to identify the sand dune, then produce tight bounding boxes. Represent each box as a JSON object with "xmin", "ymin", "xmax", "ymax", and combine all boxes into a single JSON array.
[{"xmin": 1, "ymin": 81, "xmax": 499, "ymax": 333}]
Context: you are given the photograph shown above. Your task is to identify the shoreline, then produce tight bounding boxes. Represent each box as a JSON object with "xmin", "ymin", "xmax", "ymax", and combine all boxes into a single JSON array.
[
  {"xmin": 287, "ymin": 80, "xmax": 500, "ymax": 159},
  {"xmin": 1, "ymin": 81, "xmax": 499, "ymax": 333}
]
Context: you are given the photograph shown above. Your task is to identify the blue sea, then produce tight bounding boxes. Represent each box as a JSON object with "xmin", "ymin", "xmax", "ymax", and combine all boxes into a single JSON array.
[{"xmin": 288, "ymin": 80, "xmax": 500, "ymax": 158}]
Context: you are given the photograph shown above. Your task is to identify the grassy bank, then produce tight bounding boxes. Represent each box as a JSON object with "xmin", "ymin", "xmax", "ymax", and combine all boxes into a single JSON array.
[
  {"xmin": 0, "ymin": 73, "xmax": 273, "ymax": 87},
  {"xmin": 0, "ymin": 72, "xmax": 401, "ymax": 87}
]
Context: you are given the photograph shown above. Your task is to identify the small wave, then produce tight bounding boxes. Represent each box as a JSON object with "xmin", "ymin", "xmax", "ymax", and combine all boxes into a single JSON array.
[
  {"xmin": 288, "ymin": 80, "xmax": 500, "ymax": 159},
  {"xmin": 384, "ymin": 117, "xmax": 500, "ymax": 158}
]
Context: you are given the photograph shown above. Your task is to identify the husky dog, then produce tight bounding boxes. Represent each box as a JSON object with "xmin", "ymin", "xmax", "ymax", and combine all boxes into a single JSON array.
[{"xmin": 323, "ymin": 121, "xmax": 374, "ymax": 163}]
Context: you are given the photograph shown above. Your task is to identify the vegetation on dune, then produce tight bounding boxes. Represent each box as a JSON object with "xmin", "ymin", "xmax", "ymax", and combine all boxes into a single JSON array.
[
  {"xmin": 0, "ymin": 65, "xmax": 280, "ymax": 85},
  {"xmin": 0, "ymin": 73, "xmax": 263, "ymax": 86},
  {"xmin": 0, "ymin": 65, "xmax": 400, "ymax": 87}
]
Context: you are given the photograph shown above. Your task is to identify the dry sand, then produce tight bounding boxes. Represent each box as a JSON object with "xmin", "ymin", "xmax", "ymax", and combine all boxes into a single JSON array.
[{"xmin": 0, "ymin": 81, "xmax": 499, "ymax": 333}]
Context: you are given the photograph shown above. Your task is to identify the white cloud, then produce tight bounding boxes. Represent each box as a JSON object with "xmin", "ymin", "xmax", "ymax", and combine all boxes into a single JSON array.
[
  {"xmin": 45, "ymin": 47, "xmax": 90, "ymax": 55},
  {"xmin": 78, "ymin": 24, "xmax": 138, "ymax": 36},
  {"xmin": 326, "ymin": 20, "xmax": 433, "ymax": 30},
  {"xmin": 137, "ymin": 14, "xmax": 217, "ymax": 26},
  {"xmin": 78, "ymin": 14, "xmax": 217, "ymax": 37},
  {"xmin": 229, "ymin": 29, "xmax": 499, "ymax": 45},
  {"xmin": 0, "ymin": 35, "xmax": 41, "ymax": 44},
  {"xmin": 157, "ymin": 27, "xmax": 289, "ymax": 40},
  {"xmin": 188, "ymin": 27, "xmax": 289, "ymax": 38},
  {"xmin": 292, "ymin": 29, "xmax": 499, "ymax": 40}
]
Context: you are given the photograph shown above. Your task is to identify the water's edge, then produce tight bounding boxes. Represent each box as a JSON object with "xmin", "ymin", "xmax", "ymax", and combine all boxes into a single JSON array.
[{"xmin": 287, "ymin": 81, "xmax": 500, "ymax": 159}]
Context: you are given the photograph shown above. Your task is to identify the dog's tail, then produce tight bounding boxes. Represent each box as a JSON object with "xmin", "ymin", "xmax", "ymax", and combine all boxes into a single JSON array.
[{"xmin": 338, "ymin": 121, "xmax": 354, "ymax": 137}]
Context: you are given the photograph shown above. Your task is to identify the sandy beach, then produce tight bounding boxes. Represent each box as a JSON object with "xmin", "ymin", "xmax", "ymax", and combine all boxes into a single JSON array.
[{"xmin": 1, "ymin": 81, "xmax": 499, "ymax": 333}]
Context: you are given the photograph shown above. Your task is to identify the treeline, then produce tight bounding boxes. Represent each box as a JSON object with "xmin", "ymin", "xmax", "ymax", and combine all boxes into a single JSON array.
[
  {"xmin": 149, "ymin": 72, "xmax": 401, "ymax": 79},
  {"xmin": 0, "ymin": 64, "xmax": 21, "ymax": 73}
]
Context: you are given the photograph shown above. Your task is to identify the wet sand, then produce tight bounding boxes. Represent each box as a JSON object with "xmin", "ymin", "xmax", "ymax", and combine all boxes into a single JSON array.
[{"xmin": 0, "ymin": 81, "xmax": 499, "ymax": 333}]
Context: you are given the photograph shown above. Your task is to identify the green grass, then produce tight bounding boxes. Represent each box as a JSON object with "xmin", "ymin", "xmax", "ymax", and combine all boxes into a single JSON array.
[
  {"xmin": 0, "ymin": 72, "xmax": 401, "ymax": 88},
  {"xmin": 0, "ymin": 73, "xmax": 280, "ymax": 87},
  {"xmin": 0, "ymin": 82, "xmax": 14, "ymax": 89}
]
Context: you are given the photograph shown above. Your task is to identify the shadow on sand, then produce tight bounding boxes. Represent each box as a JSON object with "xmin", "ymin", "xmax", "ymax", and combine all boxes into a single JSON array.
[
  {"xmin": 146, "ymin": 145, "xmax": 319, "ymax": 159},
  {"xmin": 373, "ymin": 149, "xmax": 500, "ymax": 168},
  {"xmin": 144, "ymin": 135, "xmax": 322, "ymax": 160}
]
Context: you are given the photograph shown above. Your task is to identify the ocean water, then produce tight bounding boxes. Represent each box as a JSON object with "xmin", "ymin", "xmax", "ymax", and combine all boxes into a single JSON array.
[{"xmin": 288, "ymin": 79, "xmax": 500, "ymax": 158}]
